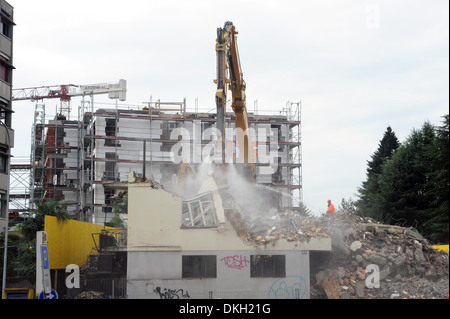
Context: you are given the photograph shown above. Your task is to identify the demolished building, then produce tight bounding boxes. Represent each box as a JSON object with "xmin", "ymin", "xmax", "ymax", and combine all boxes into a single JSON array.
[
  {"xmin": 125, "ymin": 172, "xmax": 331, "ymax": 299},
  {"xmin": 125, "ymin": 170, "xmax": 448, "ymax": 299}
]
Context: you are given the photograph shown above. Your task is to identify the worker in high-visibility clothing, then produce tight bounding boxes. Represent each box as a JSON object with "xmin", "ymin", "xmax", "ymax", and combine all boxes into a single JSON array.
[{"xmin": 326, "ymin": 199, "xmax": 336, "ymax": 215}]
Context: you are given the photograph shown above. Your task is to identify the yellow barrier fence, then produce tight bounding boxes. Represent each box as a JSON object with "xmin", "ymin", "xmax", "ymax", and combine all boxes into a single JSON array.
[
  {"xmin": 44, "ymin": 215, "xmax": 119, "ymax": 269},
  {"xmin": 432, "ymin": 245, "xmax": 449, "ymax": 253}
]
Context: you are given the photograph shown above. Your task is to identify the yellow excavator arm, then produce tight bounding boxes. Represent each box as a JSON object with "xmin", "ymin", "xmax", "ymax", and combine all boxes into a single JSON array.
[
  {"xmin": 215, "ymin": 21, "xmax": 255, "ymax": 181},
  {"xmin": 176, "ymin": 161, "xmax": 198, "ymax": 195}
]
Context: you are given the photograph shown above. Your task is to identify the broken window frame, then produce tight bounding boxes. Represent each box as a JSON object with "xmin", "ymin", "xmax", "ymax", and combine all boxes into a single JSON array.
[{"xmin": 181, "ymin": 192, "xmax": 218, "ymax": 228}]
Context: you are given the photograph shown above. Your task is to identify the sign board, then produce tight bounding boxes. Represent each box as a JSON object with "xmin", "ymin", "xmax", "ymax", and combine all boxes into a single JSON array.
[
  {"xmin": 41, "ymin": 244, "xmax": 49, "ymax": 269},
  {"xmin": 41, "ymin": 244, "xmax": 52, "ymax": 294},
  {"xmin": 38, "ymin": 290, "xmax": 58, "ymax": 299}
]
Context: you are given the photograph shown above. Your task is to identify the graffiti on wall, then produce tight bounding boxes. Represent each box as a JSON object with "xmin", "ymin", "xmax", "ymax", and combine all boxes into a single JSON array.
[
  {"xmin": 268, "ymin": 276, "xmax": 307, "ymax": 299},
  {"xmin": 220, "ymin": 255, "xmax": 251, "ymax": 270},
  {"xmin": 155, "ymin": 286, "xmax": 191, "ymax": 299}
]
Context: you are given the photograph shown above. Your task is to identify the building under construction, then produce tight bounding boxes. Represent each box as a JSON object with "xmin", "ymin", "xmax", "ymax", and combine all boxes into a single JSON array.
[
  {"xmin": 10, "ymin": 21, "xmax": 303, "ymax": 227},
  {"xmin": 16, "ymin": 89, "xmax": 302, "ymax": 226}
]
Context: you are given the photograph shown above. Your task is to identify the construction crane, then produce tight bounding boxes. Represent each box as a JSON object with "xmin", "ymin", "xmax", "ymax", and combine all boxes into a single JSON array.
[
  {"xmin": 214, "ymin": 21, "xmax": 255, "ymax": 181},
  {"xmin": 12, "ymin": 79, "xmax": 127, "ymax": 119},
  {"xmin": 11, "ymin": 79, "xmax": 127, "ymax": 211}
]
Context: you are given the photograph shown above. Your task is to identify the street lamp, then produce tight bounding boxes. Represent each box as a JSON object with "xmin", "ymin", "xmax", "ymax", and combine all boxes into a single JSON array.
[{"xmin": 1, "ymin": 120, "xmax": 11, "ymax": 299}]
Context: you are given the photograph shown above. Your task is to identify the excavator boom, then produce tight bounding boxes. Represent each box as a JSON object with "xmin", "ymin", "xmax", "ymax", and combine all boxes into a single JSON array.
[{"xmin": 215, "ymin": 21, "xmax": 255, "ymax": 181}]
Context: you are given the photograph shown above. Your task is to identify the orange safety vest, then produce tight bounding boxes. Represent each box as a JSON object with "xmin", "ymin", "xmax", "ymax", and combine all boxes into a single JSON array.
[{"xmin": 327, "ymin": 203, "xmax": 336, "ymax": 214}]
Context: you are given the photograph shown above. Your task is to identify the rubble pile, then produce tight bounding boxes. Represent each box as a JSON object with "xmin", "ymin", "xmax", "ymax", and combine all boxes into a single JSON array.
[
  {"xmin": 225, "ymin": 208, "xmax": 331, "ymax": 246},
  {"xmin": 74, "ymin": 290, "xmax": 109, "ymax": 299},
  {"xmin": 245, "ymin": 210, "xmax": 331, "ymax": 246},
  {"xmin": 311, "ymin": 212, "xmax": 449, "ymax": 299}
]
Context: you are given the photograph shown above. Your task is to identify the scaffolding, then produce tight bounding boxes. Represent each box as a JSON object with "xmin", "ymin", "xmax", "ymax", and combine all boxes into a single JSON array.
[
  {"xmin": 30, "ymin": 103, "xmax": 45, "ymax": 209},
  {"xmin": 282, "ymin": 101, "xmax": 302, "ymax": 207},
  {"xmin": 11, "ymin": 80, "xmax": 127, "ymax": 218},
  {"xmin": 14, "ymin": 91, "xmax": 302, "ymax": 225},
  {"xmin": 8, "ymin": 161, "xmax": 31, "ymax": 223}
]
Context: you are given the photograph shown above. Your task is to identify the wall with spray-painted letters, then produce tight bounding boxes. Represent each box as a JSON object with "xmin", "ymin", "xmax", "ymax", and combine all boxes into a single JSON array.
[{"xmin": 127, "ymin": 249, "xmax": 310, "ymax": 299}]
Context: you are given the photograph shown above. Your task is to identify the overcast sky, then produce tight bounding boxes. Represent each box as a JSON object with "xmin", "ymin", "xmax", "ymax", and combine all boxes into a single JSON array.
[{"xmin": 8, "ymin": 0, "xmax": 449, "ymax": 215}]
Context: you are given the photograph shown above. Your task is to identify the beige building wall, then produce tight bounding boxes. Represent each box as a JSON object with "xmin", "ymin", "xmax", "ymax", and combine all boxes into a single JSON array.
[
  {"xmin": 126, "ymin": 181, "xmax": 331, "ymax": 299},
  {"xmin": 127, "ymin": 182, "xmax": 330, "ymax": 252}
]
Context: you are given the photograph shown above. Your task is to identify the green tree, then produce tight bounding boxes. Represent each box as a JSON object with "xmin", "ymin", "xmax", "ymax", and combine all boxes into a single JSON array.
[
  {"xmin": 14, "ymin": 242, "xmax": 36, "ymax": 278},
  {"xmin": 19, "ymin": 201, "xmax": 68, "ymax": 242},
  {"xmin": 110, "ymin": 193, "xmax": 128, "ymax": 228},
  {"xmin": 356, "ymin": 116, "xmax": 449, "ymax": 243},
  {"xmin": 378, "ymin": 122, "xmax": 437, "ymax": 232},
  {"xmin": 0, "ymin": 232, "xmax": 25, "ymax": 282},
  {"xmin": 0, "ymin": 201, "xmax": 66, "ymax": 285},
  {"xmin": 338, "ymin": 197, "xmax": 356, "ymax": 214},
  {"xmin": 422, "ymin": 115, "xmax": 449, "ymax": 243},
  {"xmin": 356, "ymin": 126, "xmax": 400, "ymax": 219},
  {"xmin": 297, "ymin": 202, "xmax": 312, "ymax": 217}
]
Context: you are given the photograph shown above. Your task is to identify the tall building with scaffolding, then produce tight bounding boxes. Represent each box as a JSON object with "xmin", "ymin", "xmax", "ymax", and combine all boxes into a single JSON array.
[
  {"xmin": 13, "ymin": 80, "xmax": 302, "ymax": 226},
  {"xmin": 32, "ymin": 102, "xmax": 302, "ymax": 225}
]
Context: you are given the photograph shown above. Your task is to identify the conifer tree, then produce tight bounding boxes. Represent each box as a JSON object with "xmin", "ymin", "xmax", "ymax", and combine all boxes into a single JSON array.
[
  {"xmin": 356, "ymin": 126, "xmax": 399, "ymax": 220},
  {"xmin": 356, "ymin": 116, "xmax": 449, "ymax": 243},
  {"xmin": 378, "ymin": 121, "xmax": 442, "ymax": 238},
  {"xmin": 423, "ymin": 115, "xmax": 449, "ymax": 243}
]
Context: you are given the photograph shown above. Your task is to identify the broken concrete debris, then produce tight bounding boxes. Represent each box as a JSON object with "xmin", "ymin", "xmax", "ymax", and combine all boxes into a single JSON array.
[
  {"xmin": 74, "ymin": 290, "xmax": 109, "ymax": 299},
  {"xmin": 311, "ymin": 212, "xmax": 449, "ymax": 299},
  {"xmin": 224, "ymin": 208, "xmax": 330, "ymax": 246},
  {"xmin": 220, "ymin": 200, "xmax": 447, "ymax": 297},
  {"xmin": 322, "ymin": 279, "xmax": 342, "ymax": 299}
]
